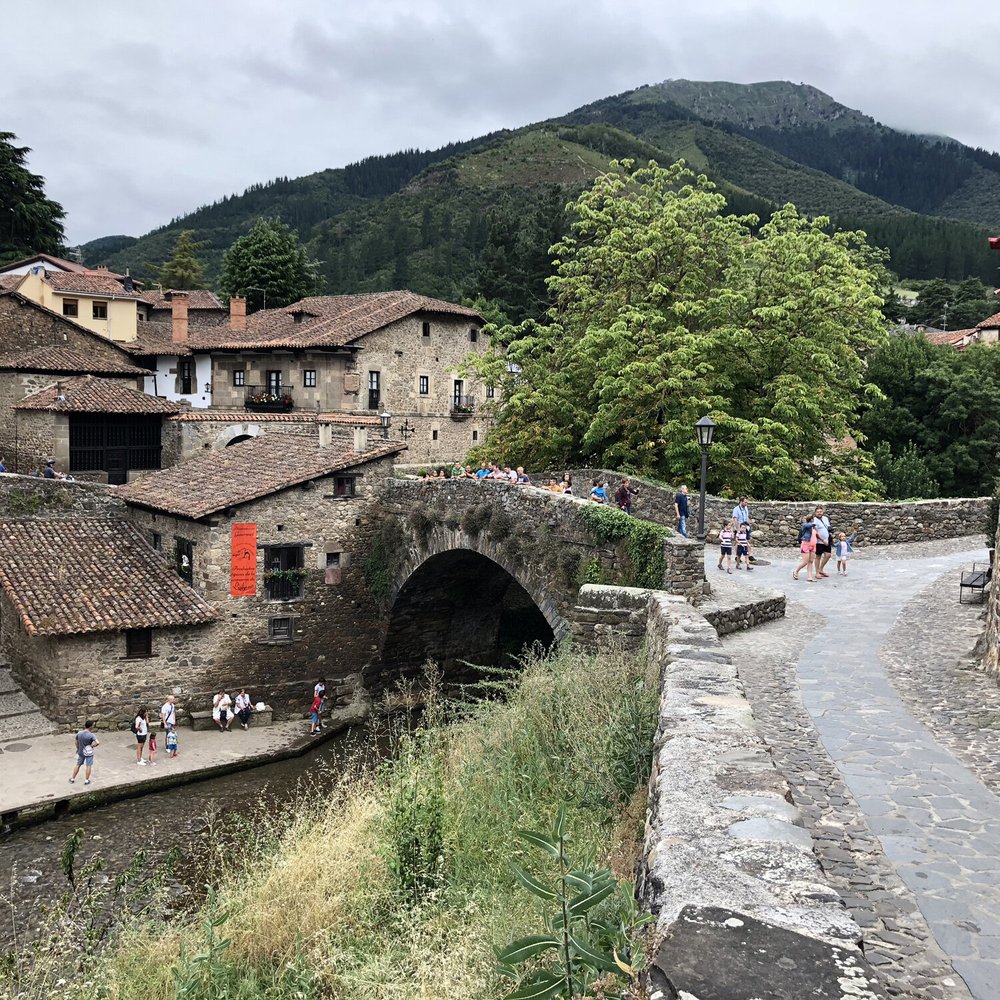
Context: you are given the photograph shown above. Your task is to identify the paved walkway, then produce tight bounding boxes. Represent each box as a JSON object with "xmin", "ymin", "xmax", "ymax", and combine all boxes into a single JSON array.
[
  {"xmin": 0, "ymin": 720, "xmax": 322, "ymax": 820},
  {"xmin": 711, "ymin": 539, "xmax": 999, "ymax": 1000}
]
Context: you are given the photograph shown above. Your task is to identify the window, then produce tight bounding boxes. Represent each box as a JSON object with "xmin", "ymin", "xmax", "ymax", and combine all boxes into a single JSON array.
[
  {"xmin": 175, "ymin": 538, "xmax": 193, "ymax": 583},
  {"xmin": 419, "ymin": 375, "xmax": 429, "ymax": 395},
  {"xmin": 421, "ymin": 321, "xmax": 431, "ymax": 338},
  {"xmin": 151, "ymin": 531, "xmax": 162, "ymax": 551},
  {"xmin": 453, "ymin": 379, "xmax": 465, "ymax": 407},
  {"xmin": 62, "ymin": 299, "xmax": 78, "ymax": 318},
  {"xmin": 326, "ymin": 552, "xmax": 341, "ymax": 567},
  {"xmin": 92, "ymin": 301, "xmax": 108, "ymax": 320},
  {"xmin": 486, "ymin": 385, "xmax": 495, "ymax": 399},
  {"xmin": 333, "ymin": 476, "xmax": 356, "ymax": 498},
  {"xmin": 268, "ymin": 617, "xmax": 294, "ymax": 641},
  {"xmin": 179, "ymin": 360, "xmax": 194, "ymax": 395},
  {"xmin": 232, "ymin": 369, "xmax": 246, "ymax": 387},
  {"xmin": 432, "ymin": 429, "xmax": 439, "ymax": 441},
  {"xmin": 125, "ymin": 628, "xmax": 152, "ymax": 658},
  {"xmin": 266, "ymin": 370, "xmax": 282, "ymax": 395},
  {"xmin": 368, "ymin": 371, "xmax": 380, "ymax": 410},
  {"xmin": 469, "ymin": 327, "xmax": 479, "ymax": 343},
  {"xmin": 264, "ymin": 545, "xmax": 305, "ymax": 601},
  {"xmin": 472, "ymin": 430, "xmax": 479, "ymax": 442},
  {"xmin": 304, "ymin": 369, "xmax": 317, "ymax": 388}
]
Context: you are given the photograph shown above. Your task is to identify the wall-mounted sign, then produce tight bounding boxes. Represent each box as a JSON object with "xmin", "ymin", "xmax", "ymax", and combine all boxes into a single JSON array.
[{"xmin": 230, "ymin": 523, "xmax": 257, "ymax": 596}]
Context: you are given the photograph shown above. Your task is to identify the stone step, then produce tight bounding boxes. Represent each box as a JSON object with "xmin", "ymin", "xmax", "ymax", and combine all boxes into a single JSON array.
[
  {"xmin": 0, "ymin": 710, "xmax": 59, "ymax": 743},
  {"xmin": 0, "ymin": 668, "xmax": 18, "ymax": 695},
  {"xmin": 0, "ymin": 691, "xmax": 42, "ymax": 719}
]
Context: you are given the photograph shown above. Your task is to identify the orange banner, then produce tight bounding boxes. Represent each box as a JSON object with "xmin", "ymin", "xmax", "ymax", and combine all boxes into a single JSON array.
[{"xmin": 230, "ymin": 523, "xmax": 257, "ymax": 597}]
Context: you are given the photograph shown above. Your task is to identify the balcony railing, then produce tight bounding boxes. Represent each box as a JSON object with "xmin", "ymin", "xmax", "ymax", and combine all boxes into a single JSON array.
[
  {"xmin": 368, "ymin": 389, "xmax": 381, "ymax": 411},
  {"xmin": 450, "ymin": 394, "xmax": 476, "ymax": 420},
  {"xmin": 245, "ymin": 386, "xmax": 294, "ymax": 412},
  {"xmin": 264, "ymin": 573, "xmax": 304, "ymax": 601}
]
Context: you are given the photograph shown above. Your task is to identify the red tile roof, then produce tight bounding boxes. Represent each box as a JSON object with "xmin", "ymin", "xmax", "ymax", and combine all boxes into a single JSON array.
[
  {"xmin": 42, "ymin": 272, "xmax": 143, "ymax": 298},
  {"xmin": 118, "ymin": 322, "xmax": 194, "ymax": 356},
  {"xmin": 15, "ymin": 375, "xmax": 179, "ymax": 414},
  {"xmin": 924, "ymin": 328, "xmax": 973, "ymax": 346},
  {"xmin": 0, "ymin": 517, "xmax": 217, "ymax": 636},
  {"xmin": 142, "ymin": 289, "xmax": 225, "ymax": 311},
  {"xmin": 167, "ymin": 410, "xmax": 381, "ymax": 425},
  {"xmin": 118, "ymin": 432, "xmax": 404, "ymax": 519},
  {"xmin": 197, "ymin": 291, "xmax": 483, "ymax": 351},
  {"xmin": 0, "ymin": 253, "xmax": 92, "ymax": 274},
  {"xmin": 978, "ymin": 310, "xmax": 1000, "ymax": 330},
  {"xmin": 0, "ymin": 346, "xmax": 151, "ymax": 375}
]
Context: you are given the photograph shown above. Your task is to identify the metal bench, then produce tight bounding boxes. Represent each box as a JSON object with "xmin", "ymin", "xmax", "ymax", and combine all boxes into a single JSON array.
[{"xmin": 959, "ymin": 562, "xmax": 992, "ymax": 604}]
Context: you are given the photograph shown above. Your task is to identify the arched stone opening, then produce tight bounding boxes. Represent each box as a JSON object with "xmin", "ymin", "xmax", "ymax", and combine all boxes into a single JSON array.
[
  {"xmin": 211, "ymin": 424, "xmax": 263, "ymax": 450},
  {"xmin": 225, "ymin": 434, "xmax": 255, "ymax": 447},
  {"xmin": 379, "ymin": 549, "xmax": 555, "ymax": 694}
]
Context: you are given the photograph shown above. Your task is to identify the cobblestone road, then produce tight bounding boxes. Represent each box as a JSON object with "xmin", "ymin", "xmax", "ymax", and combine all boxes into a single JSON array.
[{"xmin": 713, "ymin": 538, "xmax": 998, "ymax": 1000}]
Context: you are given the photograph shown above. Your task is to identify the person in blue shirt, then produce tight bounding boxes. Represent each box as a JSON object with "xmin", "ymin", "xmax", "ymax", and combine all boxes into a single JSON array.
[
  {"xmin": 0, "ymin": 457, "xmax": 6, "ymax": 473},
  {"xmin": 589, "ymin": 479, "xmax": 608, "ymax": 504},
  {"xmin": 673, "ymin": 484, "xmax": 689, "ymax": 536}
]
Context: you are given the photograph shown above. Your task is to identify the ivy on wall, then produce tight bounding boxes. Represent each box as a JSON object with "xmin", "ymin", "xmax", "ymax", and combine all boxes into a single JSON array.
[
  {"xmin": 576, "ymin": 505, "xmax": 670, "ymax": 589},
  {"xmin": 362, "ymin": 515, "xmax": 407, "ymax": 602}
]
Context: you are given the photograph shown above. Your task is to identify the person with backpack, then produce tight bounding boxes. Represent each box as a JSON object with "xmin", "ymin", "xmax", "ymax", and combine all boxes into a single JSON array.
[
  {"xmin": 132, "ymin": 707, "xmax": 149, "ymax": 765},
  {"xmin": 69, "ymin": 720, "xmax": 99, "ymax": 785},
  {"xmin": 793, "ymin": 514, "xmax": 818, "ymax": 582}
]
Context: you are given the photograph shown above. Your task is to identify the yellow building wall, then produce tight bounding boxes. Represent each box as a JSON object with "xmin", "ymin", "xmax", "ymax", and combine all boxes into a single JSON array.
[{"xmin": 14, "ymin": 272, "xmax": 138, "ymax": 343}]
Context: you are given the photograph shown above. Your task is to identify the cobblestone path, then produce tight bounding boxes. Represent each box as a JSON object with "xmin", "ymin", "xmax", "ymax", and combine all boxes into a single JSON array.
[{"xmin": 714, "ymin": 539, "xmax": 998, "ymax": 1000}]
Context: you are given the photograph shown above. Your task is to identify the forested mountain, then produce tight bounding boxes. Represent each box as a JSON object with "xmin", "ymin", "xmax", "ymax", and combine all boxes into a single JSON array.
[{"xmin": 79, "ymin": 80, "xmax": 1000, "ymax": 304}]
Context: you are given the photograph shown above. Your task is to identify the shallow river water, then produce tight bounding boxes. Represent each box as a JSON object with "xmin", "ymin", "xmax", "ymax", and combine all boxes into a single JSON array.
[{"xmin": 0, "ymin": 725, "xmax": 380, "ymax": 948}]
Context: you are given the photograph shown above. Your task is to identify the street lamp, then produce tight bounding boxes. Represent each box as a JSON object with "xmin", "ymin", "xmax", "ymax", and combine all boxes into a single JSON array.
[
  {"xmin": 695, "ymin": 414, "xmax": 716, "ymax": 541},
  {"xmin": 379, "ymin": 410, "xmax": 391, "ymax": 440}
]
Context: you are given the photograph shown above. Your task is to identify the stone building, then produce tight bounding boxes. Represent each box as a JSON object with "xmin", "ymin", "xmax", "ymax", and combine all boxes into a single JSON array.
[
  {"xmin": 0, "ymin": 516, "xmax": 217, "ymax": 726},
  {"xmin": 117, "ymin": 429, "xmax": 405, "ymax": 715}
]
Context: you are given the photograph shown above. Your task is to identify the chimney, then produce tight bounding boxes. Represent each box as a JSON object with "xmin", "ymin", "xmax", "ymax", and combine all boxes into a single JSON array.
[
  {"xmin": 318, "ymin": 422, "xmax": 333, "ymax": 449},
  {"xmin": 230, "ymin": 295, "xmax": 247, "ymax": 332},
  {"xmin": 55, "ymin": 381, "xmax": 66, "ymax": 401},
  {"xmin": 171, "ymin": 292, "xmax": 189, "ymax": 345},
  {"xmin": 353, "ymin": 426, "xmax": 368, "ymax": 454}
]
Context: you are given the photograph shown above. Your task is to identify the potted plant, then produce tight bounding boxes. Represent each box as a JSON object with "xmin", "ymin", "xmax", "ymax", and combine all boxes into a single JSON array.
[{"xmin": 245, "ymin": 391, "xmax": 294, "ymax": 412}]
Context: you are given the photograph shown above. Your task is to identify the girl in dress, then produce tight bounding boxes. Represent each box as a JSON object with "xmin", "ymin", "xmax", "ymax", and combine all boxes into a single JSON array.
[{"xmin": 835, "ymin": 530, "xmax": 857, "ymax": 576}]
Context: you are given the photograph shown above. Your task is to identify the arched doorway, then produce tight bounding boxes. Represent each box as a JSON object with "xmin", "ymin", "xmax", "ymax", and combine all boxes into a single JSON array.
[
  {"xmin": 225, "ymin": 434, "xmax": 255, "ymax": 447},
  {"xmin": 378, "ymin": 549, "xmax": 555, "ymax": 694}
]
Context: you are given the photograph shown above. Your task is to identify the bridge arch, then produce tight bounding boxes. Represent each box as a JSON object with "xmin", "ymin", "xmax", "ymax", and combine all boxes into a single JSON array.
[{"xmin": 211, "ymin": 424, "xmax": 264, "ymax": 450}]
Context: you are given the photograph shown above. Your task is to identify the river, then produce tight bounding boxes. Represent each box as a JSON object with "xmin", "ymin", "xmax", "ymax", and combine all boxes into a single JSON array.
[{"xmin": 0, "ymin": 724, "xmax": 385, "ymax": 949}]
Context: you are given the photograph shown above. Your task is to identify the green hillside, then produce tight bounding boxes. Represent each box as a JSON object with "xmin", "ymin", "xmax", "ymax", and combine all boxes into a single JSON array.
[{"xmin": 79, "ymin": 80, "xmax": 1000, "ymax": 303}]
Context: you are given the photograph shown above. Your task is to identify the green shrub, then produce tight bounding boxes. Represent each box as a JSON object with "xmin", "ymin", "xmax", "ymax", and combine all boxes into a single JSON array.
[
  {"xmin": 577, "ymin": 506, "xmax": 669, "ymax": 589},
  {"xmin": 361, "ymin": 515, "xmax": 406, "ymax": 601},
  {"xmin": 461, "ymin": 503, "xmax": 494, "ymax": 537}
]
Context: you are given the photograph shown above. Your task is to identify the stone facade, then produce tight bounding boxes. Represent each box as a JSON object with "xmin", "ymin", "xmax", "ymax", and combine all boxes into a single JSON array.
[
  {"xmin": 980, "ymin": 519, "xmax": 1000, "ymax": 684},
  {"xmin": 0, "ymin": 293, "xmax": 138, "ymax": 359},
  {"xmin": 0, "ymin": 473, "xmax": 124, "ymax": 517},
  {"xmin": 559, "ymin": 468, "xmax": 990, "ymax": 546}
]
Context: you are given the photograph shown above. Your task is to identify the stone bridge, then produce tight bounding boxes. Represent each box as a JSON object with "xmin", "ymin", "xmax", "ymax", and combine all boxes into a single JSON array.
[{"xmin": 367, "ymin": 478, "xmax": 702, "ymax": 689}]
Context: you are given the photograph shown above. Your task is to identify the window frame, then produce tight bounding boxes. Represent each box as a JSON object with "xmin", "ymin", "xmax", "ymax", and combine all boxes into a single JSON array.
[
  {"xmin": 303, "ymin": 369, "xmax": 317, "ymax": 388},
  {"xmin": 264, "ymin": 544, "xmax": 305, "ymax": 601},
  {"xmin": 268, "ymin": 616, "xmax": 294, "ymax": 641},
  {"xmin": 62, "ymin": 298, "xmax": 79, "ymax": 318},
  {"xmin": 232, "ymin": 369, "xmax": 246, "ymax": 387},
  {"xmin": 469, "ymin": 327, "xmax": 479, "ymax": 343},
  {"xmin": 151, "ymin": 531, "xmax": 162, "ymax": 551},
  {"xmin": 92, "ymin": 301, "xmax": 108, "ymax": 320},
  {"xmin": 367, "ymin": 370, "xmax": 380, "ymax": 410},
  {"xmin": 333, "ymin": 476, "xmax": 356, "ymax": 498},
  {"xmin": 175, "ymin": 537, "xmax": 194, "ymax": 583},
  {"xmin": 418, "ymin": 375, "xmax": 429, "ymax": 396},
  {"xmin": 125, "ymin": 627, "xmax": 153, "ymax": 659},
  {"xmin": 178, "ymin": 360, "xmax": 194, "ymax": 395},
  {"xmin": 421, "ymin": 321, "xmax": 431, "ymax": 338}
]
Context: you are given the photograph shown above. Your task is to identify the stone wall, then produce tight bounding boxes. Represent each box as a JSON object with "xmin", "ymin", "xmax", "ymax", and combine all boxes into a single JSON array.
[
  {"xmin": 558, "ymin": 468, "xmax": 989, "ymax": 546},
  {"xmin": 980, "ymin": 519, "xmax": 1000, "ymax": 683},
  {"xmin": 702, "ymin": 587, "xmax": 786, "ymax": 636},
  {"xmin": 569, "ymin": 584, "xmax": 880, "ymax": 997},
  {"xmin": 0, "ymin": 472, "xmax": 124, "ymax": 517},
  {"xmin": 0, "ymin": 293, "xmax": 137, "ymax": 360}
]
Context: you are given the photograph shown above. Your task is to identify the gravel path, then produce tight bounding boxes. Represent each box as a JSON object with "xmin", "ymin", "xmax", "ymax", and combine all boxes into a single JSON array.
[{"xmin": 714, "ymin": 538, "xmax": 998, "ymax": 1000}]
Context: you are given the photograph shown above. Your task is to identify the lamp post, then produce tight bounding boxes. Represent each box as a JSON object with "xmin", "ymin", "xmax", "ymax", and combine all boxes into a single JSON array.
[
  {"xmin": 695, "ymin": 414, "xmax": 716, "ymax": 541},
  {"xmin": 379, "ymin": 410, "xmax": 391, "ymax": 440}
]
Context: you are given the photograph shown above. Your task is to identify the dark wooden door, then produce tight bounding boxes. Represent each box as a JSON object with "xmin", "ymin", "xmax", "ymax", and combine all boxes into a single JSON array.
[{"xmin": 105, "ymin": 449, "xmax": 127, "ymax": 485}]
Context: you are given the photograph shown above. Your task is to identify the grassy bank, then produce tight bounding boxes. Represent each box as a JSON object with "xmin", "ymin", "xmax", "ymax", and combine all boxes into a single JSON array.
[{"xmin": 3, "ymin": 643, "xmax": 658, "ymax": 1000}]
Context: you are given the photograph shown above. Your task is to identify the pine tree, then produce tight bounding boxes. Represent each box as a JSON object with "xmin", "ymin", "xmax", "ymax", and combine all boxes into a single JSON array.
[
  {"xmin": 158, "ymin": 230, "xmax": 207, "ymax": 289},
  {"xmin": 0, "ymin": 132, "xmax": 65, "ymax": 263}
]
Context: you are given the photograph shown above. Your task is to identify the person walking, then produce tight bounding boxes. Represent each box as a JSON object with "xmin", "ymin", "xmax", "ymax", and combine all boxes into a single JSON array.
[
  {"xmin": 615, "ymin": 477, "xmax": 637, "ymax": 515},
  {"xmin": 309, "ymin": 691, "xmax": 323, "ymax": 735},
  {"xmin": 69, "ymin": 721, "xmax": 99, "ymax": 785},
  {"xmin": 717, "ymin": 520, "xmax": 735, "ymax": 573},
  {"xmin": 735, "ymin": 522, "xmax": 753, "ymax": 571},
  {"xmin": 835, "ymin": 530, "xmax": 857, "ymax": 576},
  {"xmin": 133, "ymin": 707, "xmax": 149, "ymax": 765},
  {"xmin": 793, "ymin": 514, "xmax": 818, "ymax": 582},
  {"xmin": 674, "ymin": 485, "xmax": 690, "ymax": 537},
  {"xmin": 731, "ymin": 497, "xmax": 752, "ymax": 553},
  {"xmin": 813, "ymin": 505, "xmax": 833, "ymax": 579}
]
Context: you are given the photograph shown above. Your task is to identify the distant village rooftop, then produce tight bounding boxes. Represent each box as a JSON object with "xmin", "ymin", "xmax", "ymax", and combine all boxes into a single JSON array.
[
  {"xmin": 0, "ymin": 518, "xmax": 217, "ymax": 636},
  {"xmin": 14, "ymin": 375, "xmax": 180, "ymax": 414},
  {"xmin": 38, "ymin": 271, "xmax": 143, "ymax": 299},
  {"xmin": 141, "ymin": 289, "xmax": 225, "ymax": 311},
  {"xmin": 118, "ymin": 431, "xmax": 405, "ymax": 520}
]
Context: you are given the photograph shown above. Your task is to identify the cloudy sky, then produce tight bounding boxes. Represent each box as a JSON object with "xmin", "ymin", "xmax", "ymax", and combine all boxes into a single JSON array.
[{"xmin": 5, "ymin": 0, "xmax": 999, "ymax": 244}]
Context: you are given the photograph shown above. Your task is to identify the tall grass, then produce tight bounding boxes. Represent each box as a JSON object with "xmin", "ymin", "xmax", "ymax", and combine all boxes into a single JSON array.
[{"xmin": 2, "ymin": 642, "xmax": 657, "ymax": 1000}]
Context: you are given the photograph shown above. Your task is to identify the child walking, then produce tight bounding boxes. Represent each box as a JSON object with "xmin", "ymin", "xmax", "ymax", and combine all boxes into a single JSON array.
[
  {"xmin": 165, "ymin": 726, "xmax": 179, "ymax": 758},
  {"xmin": 735, "ymin": 523, "xmax": 753, "ymax": 571},
  {"xmin": 835, "ymin": 530, "xmax": 857, "ymax": 576},
  {"xmin": 793, "ymin": 515, "xmax": 817, "ymax": 582},
  {"xmin": 717, "ymin": 520, "xmax": 734, "ymax": 573}
]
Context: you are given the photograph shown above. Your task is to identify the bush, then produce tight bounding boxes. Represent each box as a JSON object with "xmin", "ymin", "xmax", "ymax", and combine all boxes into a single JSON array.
[
  {"xmin": 872, "ymin": 441, "xmax": 939, "ymax": 500},
  {"xmin": 577, "ymin": 505, "xmax": 669, "ymax": 588}
]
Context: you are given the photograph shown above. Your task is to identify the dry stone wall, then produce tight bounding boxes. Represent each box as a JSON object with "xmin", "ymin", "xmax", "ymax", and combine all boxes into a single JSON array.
[{"xmin": 558, "ymin": 468, "xmax": 989, "ymax": 546}]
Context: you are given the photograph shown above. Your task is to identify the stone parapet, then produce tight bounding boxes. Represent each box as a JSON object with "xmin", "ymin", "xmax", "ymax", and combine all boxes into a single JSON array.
[{"xmin": 0, "ymin": 472, "xmax": 124, "ymax": 518}]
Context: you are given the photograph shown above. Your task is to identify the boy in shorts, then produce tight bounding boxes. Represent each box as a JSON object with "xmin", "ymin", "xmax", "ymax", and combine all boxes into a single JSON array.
[{"xmin": 735, "ymin": 523, "xmax": 753, "ymax": 571}]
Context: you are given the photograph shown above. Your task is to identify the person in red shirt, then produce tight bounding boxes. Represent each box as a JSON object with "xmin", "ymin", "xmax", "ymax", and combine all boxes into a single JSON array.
[{"xmin": 309, "ymin": 693, "xmax": 322, "ymax": 735}]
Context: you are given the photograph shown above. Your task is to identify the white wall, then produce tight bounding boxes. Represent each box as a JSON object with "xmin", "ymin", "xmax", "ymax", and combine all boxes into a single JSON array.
[{"xmin": 145, "ymin": 353, "xmax": 213, "ymax": 408}]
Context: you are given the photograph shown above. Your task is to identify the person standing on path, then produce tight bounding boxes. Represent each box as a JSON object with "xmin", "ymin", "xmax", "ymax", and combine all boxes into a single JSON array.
[
  {"xmin": 731, "ymin": 497, "xmax": 752, "ymax": 557},
  {"xmin": 674, "ymin": 485, "xmax": 689, "ymax": 537},
  {"xmin": 160, "ymin": 694, "xmax": 177, "ymax": 736},
  {"xmin": 793, "ymin": 514, "xmax": 818, "ymax": 582},
  {"xmin": 133, "ymin": 707, "xmax": 149, "ymax": 765},
  {"xmin": 146, "ymin": 726, "xmax": 158, "ymax": 766},
  {"xmin": 735, "ymin": 522, "xmax": 753, "ymax": 571},
  {"xmin": 717, "ymin": 520, "xmax": 735, "ymax": 573},
  {"xmin": 834, "ymin": 530, "xmax": 857, "ymax": 576},
  {"xmin": 813, "ymin": 505, "xmax": 832, "ymax": 578},
  {"xmin": 309, "ymin": 691, "xmax": 323, "ymax": 735},
  {"xmin": 615, "ymin": 477, "xmax": 637, "ymax": 515},
  {"xmin": 69, "ymin": 721, "xmax": 99, "ymax": 785}
]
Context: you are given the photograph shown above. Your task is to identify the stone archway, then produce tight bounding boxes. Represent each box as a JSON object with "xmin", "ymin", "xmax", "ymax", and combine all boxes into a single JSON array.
[
  {"xmin": 225, "ymin": 434, "xmax": 255, "ymax": 448},
  {"xmin": 211, "ymin": 424, "xmax": 263, "ymax": 450},
  {"xmin": 379, "ymin": 548, "xmax": 556, "ymax": 692}
]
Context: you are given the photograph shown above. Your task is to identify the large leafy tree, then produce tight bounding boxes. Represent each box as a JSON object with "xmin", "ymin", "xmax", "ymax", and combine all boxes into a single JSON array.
[
  {"xmin": 0, "ymin": 132, "xmax": 65, "ymax": 263},
  {"xmin": 465, "ymin": 160, "xmax": 888, "ymax": 499},
  {"xmin": 219, "ymin": 218, "xmax": 321, "ymax": 310},
  {"xmin": 158, "ymin": 230, "xmax": 207, "ymax": 289}
]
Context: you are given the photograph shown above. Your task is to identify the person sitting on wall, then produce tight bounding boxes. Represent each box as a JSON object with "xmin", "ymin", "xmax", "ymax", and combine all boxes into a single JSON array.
[
  {"xmin": 234, "ymin": 688, "xmax": 254, "ymax": 730},
  {"xmin": 516, "ymin": 467, "xmax": 530, "ymax": 485},
  {"xmin": 43, "ymin": 459, "xmax": 66, "ymax": 480},
  {"xmin": 212, "ymin": 689, "xmax": 233, "ymax": 732},
  {"xmin": 475, "ymin": 463, "xmax": 490, "ymax": 479}
]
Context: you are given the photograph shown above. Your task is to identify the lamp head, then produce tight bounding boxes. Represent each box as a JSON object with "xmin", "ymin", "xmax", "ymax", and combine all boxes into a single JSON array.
[{"xmin": 695, "ymin": 414, "xmax": 716, "ymax": 448}]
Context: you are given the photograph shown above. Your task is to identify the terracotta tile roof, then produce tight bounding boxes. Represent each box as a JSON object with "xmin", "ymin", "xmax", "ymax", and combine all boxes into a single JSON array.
[
  {"xmin": 167, "ymin": 410, "xmax": 381, "ymax": 425},
  {"xmin": 118, "ymin": 432, "xmax": 404, "ymax": 519},
  {"xmin": 15, "ymin": 375, "xmax": 179, "ymax": 414},
  {"xmin": 977, "ymin": 310, "xmax": 1000, "ymax": 330},
  {"xmin": 0, "ymin": 517, "xmax": 217, "ymax": 636},
  {"xmin": 0, "ymin": 275, "xmax": 20, "ymax": 290},
  {"xmin": 924, "ymin": 328, "xmax": 973, "ymax": 346},
  {"xmin": 118, "ymin": 321, "xmax": 194, "ymax": 357},
  {"xmin": 42, "ymin": 272, "xmax": 142, "ymax": 298},
  {"xmin": 142, "ymin": 289, "xmax": 225, "ymax": 311},
  {"xmin": 197, "ymin": 290, "xmax": 483, "ymax": 351},
  {"xmin": 0, "ymin": 253, "xmax": 92, "ymax": 274},
  {"xmin": 0, "ymin": 346, "xmax": 151, "ymax": 375}
]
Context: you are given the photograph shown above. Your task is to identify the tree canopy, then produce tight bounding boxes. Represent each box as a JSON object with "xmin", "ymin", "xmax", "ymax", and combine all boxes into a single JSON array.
[
  {"xmin": 219, "ymin": 218, "xmax": 321, "ymax": 311},
  {"xmin": 158, "ymin": 230, "xmax": 207, "ymax": 289},
  {"xmin": 465, "ymin": 160, "xmax": 889, "ymax": 499},
  {"xmin": 0, "ymin": 132, "xmax": 65, "ymax": 264}
]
